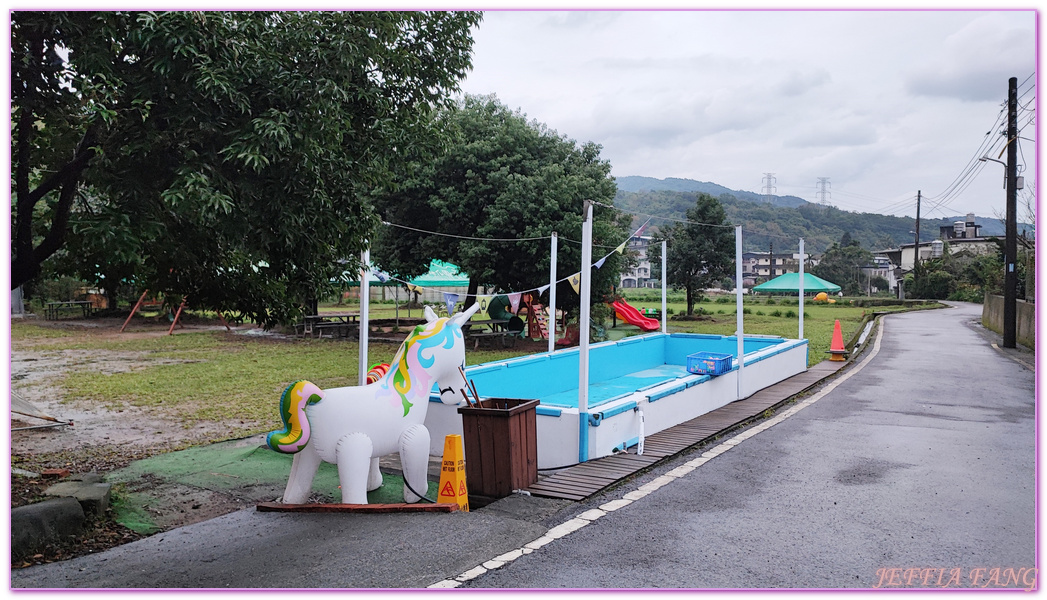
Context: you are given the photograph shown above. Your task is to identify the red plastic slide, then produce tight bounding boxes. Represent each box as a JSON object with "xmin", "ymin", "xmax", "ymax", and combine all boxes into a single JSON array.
[{"xmin": 609, "ymin": 299, "xmax": 661, "ymax": 332}]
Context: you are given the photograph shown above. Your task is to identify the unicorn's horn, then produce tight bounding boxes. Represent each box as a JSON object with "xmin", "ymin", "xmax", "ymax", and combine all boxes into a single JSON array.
[
  {"xmin": 451, "ymin": 302, "xmax": 481, "ymax": 326},
  {"xmin": 424, "ymin": 305, "xmax": 439, "ymax": 323}
]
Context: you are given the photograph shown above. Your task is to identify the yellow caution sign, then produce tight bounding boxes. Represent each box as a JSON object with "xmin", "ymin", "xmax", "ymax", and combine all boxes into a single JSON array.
[{"xmin": 438, "ymin": 434, "xmax": 469, "ymax": 511}]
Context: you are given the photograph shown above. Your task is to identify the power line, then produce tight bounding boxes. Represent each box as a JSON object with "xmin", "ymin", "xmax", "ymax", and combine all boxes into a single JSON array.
[
  {"xmin": 591, "ymin": 200, "xmax": 735, "ymax": 230},
  {"xmin": 382, "ymin": 220, "xmax": 550, "ymax": 242},
  {"xmin": 922, "ymin": 104, "xmax": 1010, "ymax": 211}
]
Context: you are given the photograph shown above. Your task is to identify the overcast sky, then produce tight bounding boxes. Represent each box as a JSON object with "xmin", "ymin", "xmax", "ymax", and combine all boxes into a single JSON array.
[{"xmin": 457, "ymin": 9, "xmax": 1036, "ymax": 222}]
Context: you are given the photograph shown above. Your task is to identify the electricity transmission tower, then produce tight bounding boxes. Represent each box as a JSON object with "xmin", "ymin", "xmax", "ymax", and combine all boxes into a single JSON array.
[
  {"xmin": 761, "ymin": 173, "xmax": 776, "ymax": 204},
  {"xmin": 816, "ymin": 177, "xmax": 831, "ymax": 206}
]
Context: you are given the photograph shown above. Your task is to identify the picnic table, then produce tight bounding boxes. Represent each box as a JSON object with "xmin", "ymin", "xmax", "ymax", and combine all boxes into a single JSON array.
[
  {"xmin": 297, "ymin": 312, "xmax": 360, "ymax": 338},
  {"xmin": 46, "ymin": 301, "xmax": 95, "ymax": 320},
  {"xmin": 463, "ymin": 318, "xmax": 519, "ymax": 349}
]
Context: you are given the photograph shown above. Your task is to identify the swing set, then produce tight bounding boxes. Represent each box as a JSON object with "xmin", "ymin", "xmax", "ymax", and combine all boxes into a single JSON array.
[{"xmin": 120, "ymin": 289, "xmax": 232, "ymax": 335}]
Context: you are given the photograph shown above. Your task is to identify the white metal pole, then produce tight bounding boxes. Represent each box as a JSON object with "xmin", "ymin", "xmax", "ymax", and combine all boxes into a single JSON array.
[
  {"xmin": 735, "ymin": 226, "xmax": 744, "ymax": 400},
  {"xmin": 359, "ymin": 246, "xmax": 371, "ymax": 386},
  {"xmin": 549, "ymin": 232, "xmax": 558, "ymax": 354},
  {"xmin": 661, "ymin": 240, "xmax": 668, "ymax": 333},
  {"xmin": 798, "ymin": 238, "xmax": 805, "ymax": 340},
  {"xmin": 578, "ymin": 202, "xmax": 593, "ymax": 463}
]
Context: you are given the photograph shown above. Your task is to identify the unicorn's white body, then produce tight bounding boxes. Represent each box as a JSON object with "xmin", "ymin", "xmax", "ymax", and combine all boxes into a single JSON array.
[{"xmin": 269, "ymin": 305, "xmax": 477, "ymax": 505}]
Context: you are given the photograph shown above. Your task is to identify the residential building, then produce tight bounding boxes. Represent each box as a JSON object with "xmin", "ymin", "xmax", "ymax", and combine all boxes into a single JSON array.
[
  {"xmin": 874, "ymin": 213, "xmax": 1000, "ymax": 297},
  {"xmin": 619, "ymin": 235, "xmax": 658, "ymax": 288},
  {"xmin": 886, "ymin": 214, "xmax": 998, "ymax": 272},
  {"xmin": 858, "ymin": 256, "xmax": 897, "ymax": 295},
  {"xmin": 743, "ymin": 251, "xmax": 800, "ymax": 284}
]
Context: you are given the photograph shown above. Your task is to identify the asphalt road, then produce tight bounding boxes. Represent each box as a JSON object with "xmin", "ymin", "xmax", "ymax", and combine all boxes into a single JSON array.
[
  {"xmin": 11, "ymin": 302, "xmax": 1035, "ymax": 590},
  {"xmin": 456, "ymin": 302, "xmax": 1036, "ymax": 589}
]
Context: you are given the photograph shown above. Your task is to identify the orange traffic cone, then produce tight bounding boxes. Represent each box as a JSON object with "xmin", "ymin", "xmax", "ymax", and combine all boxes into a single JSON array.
[{"xmin": 827, "ymin": 319, "xmax": 847, "ymax": 362}]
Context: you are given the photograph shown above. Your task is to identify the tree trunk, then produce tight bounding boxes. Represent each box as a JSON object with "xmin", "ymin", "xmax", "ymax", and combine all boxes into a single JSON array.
[
  {"xmin": 463, "ymin": 279, "xmax": 480, "ymax": 311},
  {"xmin": 12, "ymin": 128, "xmax": 97, "ymax": 290},
  {"xmin": 686, "ymin": 287, "xmax": 694, "ymax": 316}
]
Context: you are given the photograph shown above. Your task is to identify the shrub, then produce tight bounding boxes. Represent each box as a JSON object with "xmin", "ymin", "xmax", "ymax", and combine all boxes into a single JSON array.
[
  {"xmin": 769, "ymin": 309, "xmax": 782, "ymax": 317},
  {"xmin": 948, "ymin": 284, "xmax": 984, "ymax": 303},
  {"xmin": 784, "ymin": 310, "xmax": 797, "ymax": 318},
  {"xmin": 765, "ymin": 298, "xmax": 777, "ymax": 305},
  {"xmin": 755, "ymin": 310, "xmax": 765, "ymax": 316}
]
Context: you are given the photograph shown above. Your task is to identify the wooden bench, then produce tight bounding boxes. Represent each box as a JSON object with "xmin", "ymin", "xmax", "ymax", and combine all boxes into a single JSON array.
[
  {"xmin": 314, "ymin": 322, "xmax": 355, "ymax": 339},
  {"xmin": 466, "ymin": 331, "xmax": 519, "ymax": 350},
  {"xmin": 296, "ymin": 313, "xmax": 359, "ymax": 338},
  {"xmin": 45, "ymin": 301, "xmax": 94, "ymax": 320}
]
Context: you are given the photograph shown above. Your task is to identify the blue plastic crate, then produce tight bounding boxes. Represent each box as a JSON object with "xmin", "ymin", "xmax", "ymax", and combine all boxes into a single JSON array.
[{"xmin": 686, "ymin": 352, "xmax": 733, "ymax": 376}]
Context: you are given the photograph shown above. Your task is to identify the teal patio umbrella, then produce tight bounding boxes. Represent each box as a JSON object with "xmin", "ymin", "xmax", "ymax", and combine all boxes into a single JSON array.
[{"xmin": 752, "ymin": 272, "xmax": 841, "ymax": 294}]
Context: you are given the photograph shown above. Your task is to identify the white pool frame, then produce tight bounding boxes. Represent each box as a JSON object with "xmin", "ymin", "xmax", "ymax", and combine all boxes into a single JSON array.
[{"xmin": 424, "ymin": 332, "xmax": 809, "ymax": 469}]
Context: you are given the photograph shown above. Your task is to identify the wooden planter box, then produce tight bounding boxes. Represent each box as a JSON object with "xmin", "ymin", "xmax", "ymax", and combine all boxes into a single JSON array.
[{"xmin": 457, "ymin": 398, "xmax": 539, "ymax": 499}]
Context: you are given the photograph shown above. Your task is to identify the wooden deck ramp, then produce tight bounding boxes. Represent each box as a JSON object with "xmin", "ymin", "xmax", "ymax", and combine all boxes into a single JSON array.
[{"xmin": 524, "ymin": 360, "xmax": 847, "ymax": 501}]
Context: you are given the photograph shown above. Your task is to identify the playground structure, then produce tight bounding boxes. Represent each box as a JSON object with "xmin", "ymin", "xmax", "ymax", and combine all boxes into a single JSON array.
[
  {"xmin": 267, "ymin": 304, "xmax": 480, "ymax": 505},
  {"xmin": 483, "ymin": 292, "xmax": 564, "ymax": 342},
  {"xmin": 120, "ymin": 290, "xmax": 233, "ymax": 335},
  {"xmin": 609, "ymin": 298, "xmax": 660, "ymax": 331}
]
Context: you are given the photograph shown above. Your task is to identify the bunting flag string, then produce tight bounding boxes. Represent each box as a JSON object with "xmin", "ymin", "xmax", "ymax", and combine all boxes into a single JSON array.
[
  {"xmin": 365, "ymin": 209, "xmax": 652, "ymax": 300},
  {"xmin": 568, "ymin": 273, "xmax": 581, "ymax": 294},
  {"xmin": 507, "ymin": 293, "xmax": 523, "ymax": 313},
  {"xmin": 443, "ymin": 292, "xmax": 459, "ymax": 316}
]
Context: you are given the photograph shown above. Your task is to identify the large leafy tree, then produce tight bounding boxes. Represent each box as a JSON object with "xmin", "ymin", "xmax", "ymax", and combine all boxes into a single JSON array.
[
  {"xmin": 810, "ymin": 235, "xmax": 874, "ymax": 295},
  {"xmin": 372, "ymin": 94, "xmax": 629, "ymax": 313},
  {"xmin": 12, "ymin": 11, "xmax": 482, "ymax": 325},
  {"xmin": 650, "ymin": 193, "xmax": 734, "ymax": 315}
]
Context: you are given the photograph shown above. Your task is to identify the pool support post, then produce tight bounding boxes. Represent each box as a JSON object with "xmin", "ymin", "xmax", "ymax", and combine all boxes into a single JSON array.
[
  {"xmin": 549, "ymin": 232, "xmax": 558, "ymax": 354},
  {"xmin": 661, "ymin": 240, "xmax": 667, "ymax": 334},
  {"xmin": 577, "ymin": 201, "xmax": 593, "ymax": 463},
  {"xmin": 359, "ymin": 245, "xmax": 370, "ymax": 385},
  {"xmin": 798, "ymin": 237, "xmax": 805, "ymax": 340},
  {"xmin": 735, "ymin": 225, "xmax": 744, "ymax": 400}
]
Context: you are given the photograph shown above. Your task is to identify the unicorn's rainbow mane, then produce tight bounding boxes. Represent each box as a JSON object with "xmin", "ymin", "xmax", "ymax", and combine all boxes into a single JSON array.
[{"xmin": 384, "ymin": 317, "xmax": 461, "ymax": 416}]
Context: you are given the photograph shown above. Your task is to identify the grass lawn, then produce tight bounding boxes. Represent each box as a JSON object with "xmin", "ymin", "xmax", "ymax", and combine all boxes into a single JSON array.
[
  {"xmin": 11, "ymin": 319, "xmax": 529, "ymax": 441},
  {"xmin": 12, "ymin": 295, "xmax": 938, "ymax": 441},
  {"xmin": 617, "ymin": 290, "xmax": 939, "ymax": 366}
]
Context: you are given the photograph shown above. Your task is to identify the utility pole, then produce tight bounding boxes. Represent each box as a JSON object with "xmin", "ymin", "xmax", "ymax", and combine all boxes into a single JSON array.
[
  {"xmin": 1004, "ymin": 76, "xmax": 1018, "ymax": 348},
  {"xmin": 768, "ymin": 240, "xmax": 773, "ymax": 280},
  {"xmin": 913, "ymin": 190, "xmax": 921, "ymax": 283}
]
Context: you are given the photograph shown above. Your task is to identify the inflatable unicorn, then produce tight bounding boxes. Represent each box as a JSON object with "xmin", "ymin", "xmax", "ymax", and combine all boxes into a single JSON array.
[{"xmin": 267, "ymin": 303, "xmax": 480, "ymax": 504}]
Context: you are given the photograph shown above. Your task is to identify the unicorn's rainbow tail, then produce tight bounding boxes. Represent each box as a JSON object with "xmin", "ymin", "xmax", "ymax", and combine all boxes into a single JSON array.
[
  {"xmin": 366, "ymin": 363, "xmax": 390, "ymax": 384},
  {"xmin": 266, "ymin": 380, "xmax": 324, "ymax": 454}
]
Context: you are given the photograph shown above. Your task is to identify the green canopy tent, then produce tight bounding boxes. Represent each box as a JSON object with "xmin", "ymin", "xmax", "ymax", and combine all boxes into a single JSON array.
[
  {"xmin": 752, "ymin": 272, "xmax": 841, "ymax": 294},
  {"xmin": 406, "ymin": 259, "xmax": 469, "ymax": 288},
  {"xmin": 339, "ymin": 259, "xmax": 469, "ymax": 288}
]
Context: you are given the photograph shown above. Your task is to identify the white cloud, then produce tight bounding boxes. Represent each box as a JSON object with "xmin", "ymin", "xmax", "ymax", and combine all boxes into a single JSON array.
[
  {"xmin": 460, "ymin": 9, "xmax": 1036, "ymax": 218},
  {"xmin": 904, "ymin": 14, "xmax": 1035, "ymax": 102}
]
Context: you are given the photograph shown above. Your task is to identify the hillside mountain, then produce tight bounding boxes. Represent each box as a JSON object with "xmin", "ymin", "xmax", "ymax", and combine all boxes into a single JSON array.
[
  {"xmin": 615, "ymin": 176, "xmax": 808, "ymax": 208},
  {"xmin": 613, "ymin": 176, "xmax": 1029, "ymax": 255}
]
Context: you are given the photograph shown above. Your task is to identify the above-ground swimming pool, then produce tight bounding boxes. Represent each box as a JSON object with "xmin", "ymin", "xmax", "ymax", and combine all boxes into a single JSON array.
[{"xmin": 425, "ymin": 332, "xmax": 808, "ymax": 469}]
